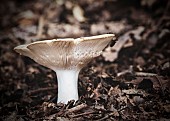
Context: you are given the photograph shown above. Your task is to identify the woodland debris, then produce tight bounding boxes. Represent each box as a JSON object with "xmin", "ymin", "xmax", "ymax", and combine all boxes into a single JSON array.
[
  {"xmin": 66, "ymin": 103, "xmax": 88, "ymax": 114},
  {"xmin": 102, "ymin": 26, "xmax": 145, "ymax": 62}
]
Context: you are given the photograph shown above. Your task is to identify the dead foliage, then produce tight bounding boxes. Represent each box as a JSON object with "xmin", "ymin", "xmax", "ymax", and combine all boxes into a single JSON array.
[{"xmin": 0, "ymin": 0, "xmax": 169, "ymax": 120}]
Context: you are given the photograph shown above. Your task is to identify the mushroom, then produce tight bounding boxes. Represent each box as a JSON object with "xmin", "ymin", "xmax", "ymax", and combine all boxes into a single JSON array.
[{"xmin": 14, "ymin": 34, "xmax": 115, "ymax": 104}]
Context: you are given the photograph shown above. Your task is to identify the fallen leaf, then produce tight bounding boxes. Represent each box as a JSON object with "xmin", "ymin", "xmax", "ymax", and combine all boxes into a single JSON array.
[
  {"xmin": 102, "ymin": 26, "xmax": 145, "ymax": 62},
  {"xmin": 73, "ymin": 5, "xmax": 86, "ymax": 22},
  {"xmin": 102, "ymin": 47, "xmax": 117, "ymax": 62}
]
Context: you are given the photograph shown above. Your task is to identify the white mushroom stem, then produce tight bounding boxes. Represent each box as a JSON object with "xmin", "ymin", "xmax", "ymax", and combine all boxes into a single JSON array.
[{"xmin": 55, "ymin": 69, "xmax": 80, "ymax": 104}]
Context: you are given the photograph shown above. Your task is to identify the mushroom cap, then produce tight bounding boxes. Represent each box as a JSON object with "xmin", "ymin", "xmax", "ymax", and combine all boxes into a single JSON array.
[{"xmin": 14, "ymin": 34, "xmax": 115, "ymax": 70}]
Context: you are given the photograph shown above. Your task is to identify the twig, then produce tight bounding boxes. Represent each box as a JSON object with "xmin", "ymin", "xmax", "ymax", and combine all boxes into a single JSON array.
[
  {"xmin": 97, "ymin": 113, "xmax": 114, "ymax": 121},
  {"xmin": 36, "ymin": 16, "xmax": 45, "ymax": 38},
  {"xmin": 117, "ymin": 69, "xmax": 133, "ymax": 77},
  {"xmin": 90, "ymin": 82, "xmax": 102, "ymax": 98},
  {"xmin": 134, "ymin": 72, "xmax": 157, "ymax": 77},
  {"xmin": 118, "ymin": 106, "xmax": 128, "ymax": 112},
  {"xmin": 117, "ymin": 65, "xmax": 133, "ymax": 77},
  {"xmin": 66, "ymin": 103, "xmax": 87, "ymax": 114},
  {"xmin": 69, "ymin": 111, "xmax": 95, "ymax": 118},
  {"xmin": 97, "ymin": 107, "xmax": 128, "ymax": 121}
]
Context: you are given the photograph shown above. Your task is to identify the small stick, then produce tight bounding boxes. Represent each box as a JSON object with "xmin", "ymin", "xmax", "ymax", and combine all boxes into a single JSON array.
[
  {"xmin": 69, "ymin": 111, "xmax": 95, "ymax": 118},
  {"xmin": 134, "ymin": 72, "xmax": 157, "ymax": 77},
  {"xmin": 90, "ymin": 82, "xmax": 102, "ymax": 98},
  {"xmin": 66, "ymin": 103, "xmax": 87, "ymax": 113},
  {"xmin": 36, "ymin": 16, "xmax": 45, "ymax": 38},
  {"xmin": 97, "ymin": 114, "xmax": 110, "ymax": 121}
]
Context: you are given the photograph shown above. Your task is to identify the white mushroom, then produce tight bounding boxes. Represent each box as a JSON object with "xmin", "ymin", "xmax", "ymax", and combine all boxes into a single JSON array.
[{"xmin": 14, "ymin": 34, "xmax": 115, "ymax": 104}]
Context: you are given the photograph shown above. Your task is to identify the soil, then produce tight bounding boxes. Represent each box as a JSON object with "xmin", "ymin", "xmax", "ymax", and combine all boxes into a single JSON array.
[{"xmin": 0, "ymin": 0, "xmax": 170, "ymax": 120}]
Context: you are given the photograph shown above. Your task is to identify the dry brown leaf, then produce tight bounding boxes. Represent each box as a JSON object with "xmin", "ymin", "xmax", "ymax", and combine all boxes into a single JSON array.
[
  {"xmin": 102, "ymin": 47, "xmax": 117, "ymax": 62},
  {"xmin": 102, "ymin": 26, "xmax": 145, "ymax": 62},
  {"xmin": 108, "ymin": 86, "xmax": 121, "ymax": 96},
  {"xmin": 73, "ymin": 5, "xmax": 86, "ymax": 22}
]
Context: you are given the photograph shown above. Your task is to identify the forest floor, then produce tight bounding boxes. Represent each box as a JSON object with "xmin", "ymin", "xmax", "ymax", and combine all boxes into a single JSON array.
[{"xmin": 0, "ymin": 0, "xmax": 170, "ymax": 120}]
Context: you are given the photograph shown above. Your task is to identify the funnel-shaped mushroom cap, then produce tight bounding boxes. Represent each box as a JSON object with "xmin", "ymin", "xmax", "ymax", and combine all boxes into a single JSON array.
[{"xmin": 14, "ymin": 34, "xmax": 115, "ymax": 70}]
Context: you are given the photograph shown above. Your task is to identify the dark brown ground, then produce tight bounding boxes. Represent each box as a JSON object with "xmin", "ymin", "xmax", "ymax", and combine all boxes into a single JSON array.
[{"xmin": 0, "ymin": 0, "xmax": 170, "ymax": 120}]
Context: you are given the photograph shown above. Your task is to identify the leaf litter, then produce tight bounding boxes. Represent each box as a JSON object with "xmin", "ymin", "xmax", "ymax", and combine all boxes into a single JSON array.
[{"xmin": 0, "ymin": 0, "xmax": 170, "ymax": 120}]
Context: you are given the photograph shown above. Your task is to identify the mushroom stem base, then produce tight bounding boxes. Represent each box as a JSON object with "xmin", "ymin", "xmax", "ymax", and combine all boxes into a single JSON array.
[{"xmin": 55, "ymin": 69, "xmax": 80, "ymax": 104}]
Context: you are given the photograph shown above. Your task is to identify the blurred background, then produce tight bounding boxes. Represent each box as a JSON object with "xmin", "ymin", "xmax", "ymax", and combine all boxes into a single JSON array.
[{"xmin": 0, "ymin": 0, "xmax": 169, "ymax": 120}]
